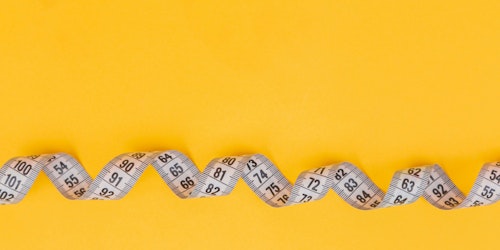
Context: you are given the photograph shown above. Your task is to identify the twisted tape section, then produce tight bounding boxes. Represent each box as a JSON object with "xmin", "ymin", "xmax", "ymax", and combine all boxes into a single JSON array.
[{"xmin": 0, "ymin": 150, "xmax": 498, "ymax": 209}]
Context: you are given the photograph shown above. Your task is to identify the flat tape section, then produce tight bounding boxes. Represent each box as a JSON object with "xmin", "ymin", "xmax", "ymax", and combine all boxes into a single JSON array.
[{"xmin": 0, "ymin": 150, "xmax": 498, "ymax": 209}]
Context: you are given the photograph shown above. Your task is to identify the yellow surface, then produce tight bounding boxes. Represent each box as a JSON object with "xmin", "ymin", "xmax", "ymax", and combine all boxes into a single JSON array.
[{"xmin": 1, "ymin": 1, "xmax": 499, "ymax": 249}]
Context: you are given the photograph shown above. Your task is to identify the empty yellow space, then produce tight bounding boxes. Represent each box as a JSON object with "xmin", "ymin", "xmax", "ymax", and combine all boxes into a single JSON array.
[{"xmin": 1, "ymin": 1, "xmax": 499, "ymax": 249}]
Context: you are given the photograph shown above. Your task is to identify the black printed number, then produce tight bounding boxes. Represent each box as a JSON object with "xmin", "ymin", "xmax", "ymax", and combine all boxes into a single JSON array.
[
  {"xmin": 307, "ymin": 177, "xmax": 321, "ymax": 191},
  {"xmin": 64, "ymin": 174, "xmax": 79, "ymax": 188},
  {"xmin": 169, "ymin": 163, "xmax": 184, "ymax": 177},
  {"xmin": 109, "ymin": 172, "xmax": 123, "ymax": 187},
  {"xmin": 221, "ymin": 157, "xmax": 236, "ymax": 166},
  {"xmin": 401, "ymin": 178, "xmax": 415, "ymax": 192},
  {"xmin": 314, "ymin": 168, "xmax": 325, "ymax": 175},
  {"xmin": 4, "ymin": 174, "xmax": 21, "ymax": 190},
  {"xmin": 277, "ymin": 194, "xmax": 289, "ymax": 204},
  {"xmin": 470, "ymin": 200, "xmax": 484, "ymax": 207},
  {"xmin": 246, "ymin": 159, "xmax": 257, "ymax": 171},
  {"xmin": 300, "ymin": 194, "xmax": 312, "ymax": 202},
  {"xmin": 344, "ymin": 178, "xmax": 358, "ymax": 192},
  {"xmin": 489, "ymin": 170, "xmax": 500, "ymax": 184},
  {"xmin": 432, "ymin": 184, "xmax": 448, "ymax": 198},
  {"xmin": 0, "ymin": 190, "xmax": 14, "ymax": 201},
  {"xmin": 444, "ymin": 197, "xmax": 459, "ymax": 207},
  {"xmin": 205, "ymin": 184, "xmax": 220, "ymax": 195},
  {"xmin": 335, "ymin": 169, "xmax": 346, "ymax": 180},
  {"xmin": 481, "ymin": 185, "xmax": 495, "ymax": 199},
  {"xmin": 407, "ymin": 168, "xmax": 421, "ymax": 177},
  {"xmin": 370, "ymin": 200, "xmax": 381, "ymax": 208},
  {"xmin": 213, "ymin": 167, "xmax": 226, "ymax": 181},
  {"xmin": 394, "ymin": 195, "xmax": 407, "ymax": 204},
  {"xmin": 53, "ymin": 161, "xmax": 69, "ymax": 175},
  {"xmin": 73, "ymin": 188, "xmax": 86, "ymax": 197},
  {"xmin": 119, "ymin": 159, "xmax": 134, "ymax": 172},
  {"xmin": 13, "ymin": 160, "xmax": 32, "ymax": 176},
  {"xmin": 130, "ymin": 153, "xmax": 145, "ymax": 159},
  {"xmin": 356, "ymin": 190, "xmax": 371, "ymax": 203},
  {"xmin": 252, "ymin": 170, "xmax": 268, "ymax": 184},
  {"xmin": 158, "ymin": 153, "xmax": 173, "ymax": 163},
  {"xmin": 99, "ymin": 188, "xmax": 114, "ymax": 198},
  {"xmin": 265, "ymin": 182, "xmax": 280, "ymax": 196},
  {"xmin": 180, "ymin": 177, "xmax": 195, "ymax": 189}
]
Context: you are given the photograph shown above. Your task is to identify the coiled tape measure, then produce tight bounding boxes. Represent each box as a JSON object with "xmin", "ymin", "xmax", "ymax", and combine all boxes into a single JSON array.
[{"xmin": 0, "ymin": 150, "xmax": 498, "ymax": 209}]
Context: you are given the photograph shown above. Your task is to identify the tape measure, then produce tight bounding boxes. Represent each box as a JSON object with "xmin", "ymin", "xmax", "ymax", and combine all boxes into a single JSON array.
[{"xmin": 0, "ymin": 150, "xmax": 498, "ymax": 209}]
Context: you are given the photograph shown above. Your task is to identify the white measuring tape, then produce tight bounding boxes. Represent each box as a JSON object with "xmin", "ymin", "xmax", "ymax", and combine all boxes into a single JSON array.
[{"xmin": 0, "ymin": 150, "xmax": 498, "ymax": 209}]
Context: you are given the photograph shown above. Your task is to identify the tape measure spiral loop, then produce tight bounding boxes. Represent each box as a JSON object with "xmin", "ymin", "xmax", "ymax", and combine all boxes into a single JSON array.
[{"xmin": 0, "ymin": 150, "xmax": 497, "ymax": 209}]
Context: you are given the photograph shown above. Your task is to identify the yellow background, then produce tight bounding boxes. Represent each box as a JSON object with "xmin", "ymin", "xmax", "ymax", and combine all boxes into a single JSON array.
[{"xmin": 1, "ymin": 1, "xmax": 499, "ymax": 249}]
